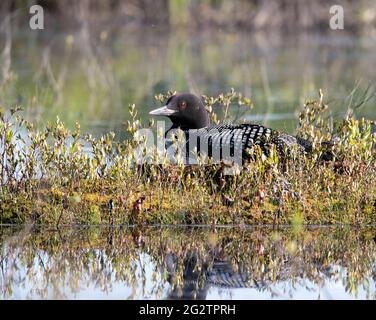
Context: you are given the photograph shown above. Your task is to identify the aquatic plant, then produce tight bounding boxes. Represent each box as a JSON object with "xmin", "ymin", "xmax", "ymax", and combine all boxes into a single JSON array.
[{"xmin": 0, "ymin": 89, "xmax": 375, "ymax": 226}]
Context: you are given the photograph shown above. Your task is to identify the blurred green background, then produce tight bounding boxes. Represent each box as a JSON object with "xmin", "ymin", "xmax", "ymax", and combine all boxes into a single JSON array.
[{"xmin": 0, "ymin": 0, "xmax": 376, "ymax": 139}]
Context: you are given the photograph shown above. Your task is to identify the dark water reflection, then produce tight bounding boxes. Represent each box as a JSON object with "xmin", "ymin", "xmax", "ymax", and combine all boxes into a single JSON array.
[{"xmin": 0, "ymin": 225, "xmax": 376, "ymax": 300}]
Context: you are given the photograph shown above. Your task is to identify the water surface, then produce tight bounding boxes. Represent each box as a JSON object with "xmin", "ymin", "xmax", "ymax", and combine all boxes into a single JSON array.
[
  {"xmin": 2, "ymin": 28, "xmax": 376, "ymax": 139},
  {"xmin": 1, "ymin": 225, "xmax": 375, "ymax": 300}
]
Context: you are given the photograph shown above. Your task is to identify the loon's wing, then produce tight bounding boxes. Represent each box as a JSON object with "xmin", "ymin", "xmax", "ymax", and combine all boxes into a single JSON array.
[
  {"xmin": 166, "ymin": 124, "xmax": 312, "ymax": 165},
  {"xmin": 184, "ymin": 124, "xmax": 274, "ymax": 164}
]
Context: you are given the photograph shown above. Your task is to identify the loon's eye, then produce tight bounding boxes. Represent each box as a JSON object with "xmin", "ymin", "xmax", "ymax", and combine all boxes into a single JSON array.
[{"xmin": 180, "ymin": 101, "xmax": 187, "ymax": 109}]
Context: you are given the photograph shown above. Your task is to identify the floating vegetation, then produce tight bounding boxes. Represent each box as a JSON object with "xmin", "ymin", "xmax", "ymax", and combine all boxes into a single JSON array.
[{"xmin": 0, "ymin": 90, "xmax": 375, "ymax": 226}]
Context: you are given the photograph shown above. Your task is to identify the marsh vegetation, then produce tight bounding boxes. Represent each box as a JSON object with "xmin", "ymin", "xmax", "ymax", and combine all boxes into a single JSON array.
[
  {"xmin": 0, "ymin": 0, "xmax": 376, "ymax": 301},
  {"xmin": 0, "ymin": 89, "xmax": 375, "ymax": 226},
  {"xmin": 1, "ymin": 9, "xmax": 376, "ymax": 226}
]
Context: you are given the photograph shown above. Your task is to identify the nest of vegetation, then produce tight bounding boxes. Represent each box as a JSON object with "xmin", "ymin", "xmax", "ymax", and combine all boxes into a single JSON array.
[{"xmin": 0, "ymin": 90, "xmax": 375, "ymax": 226}]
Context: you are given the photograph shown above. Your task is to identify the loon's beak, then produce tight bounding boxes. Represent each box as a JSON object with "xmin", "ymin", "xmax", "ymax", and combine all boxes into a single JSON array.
[{"xmin": 149, "ymin": 105, "xmax": 178, "ymax": 116}]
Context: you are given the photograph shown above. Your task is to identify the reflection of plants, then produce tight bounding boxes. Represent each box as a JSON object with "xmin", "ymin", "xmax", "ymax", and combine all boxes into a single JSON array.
[
  {"xmin": 0, "ymin": 226, "xmax": 375, "ymax": 299},
  {"xmin": 0, "ymin": 89, "xmax": 375, "ymax": 226}
]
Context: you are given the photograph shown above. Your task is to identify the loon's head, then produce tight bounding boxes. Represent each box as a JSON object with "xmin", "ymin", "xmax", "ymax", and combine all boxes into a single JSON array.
[{"xmin": 149, "ymin": 93, "xmax": 209, "ymax": 130}]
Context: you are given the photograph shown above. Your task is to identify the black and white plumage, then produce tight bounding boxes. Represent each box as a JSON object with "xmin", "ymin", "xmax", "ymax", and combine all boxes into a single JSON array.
[
  {"xmin": 165, "ymin": 124, "xmax": 276, "ymax": 164},
  {"xmin": 150, "ymin": 93, "xmax": 313, "ymax": 165},
  {"xmin": 206, "ymin": 261, "xmax": 258, "ymax": 288}
]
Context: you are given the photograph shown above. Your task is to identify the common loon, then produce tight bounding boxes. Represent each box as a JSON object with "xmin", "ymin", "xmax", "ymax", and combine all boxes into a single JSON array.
[{"xmin": 149, "ymin": 93, "xmax": 314, "ymax": 164}]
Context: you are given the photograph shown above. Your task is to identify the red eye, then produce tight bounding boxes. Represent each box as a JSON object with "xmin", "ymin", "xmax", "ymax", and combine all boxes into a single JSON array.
[{"xmin": 180, "ymin": 101, "xmax": 187, "ymax": 109}]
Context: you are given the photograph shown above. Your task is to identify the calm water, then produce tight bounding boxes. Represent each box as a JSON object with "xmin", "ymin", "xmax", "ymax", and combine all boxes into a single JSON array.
[
  {"xmin": 1, "ymin": 225, "xmax": 375, "ymax": 300},
  {"xmin": 1, "ymin": 28, "xmax": 376, "ymax": 139}
]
